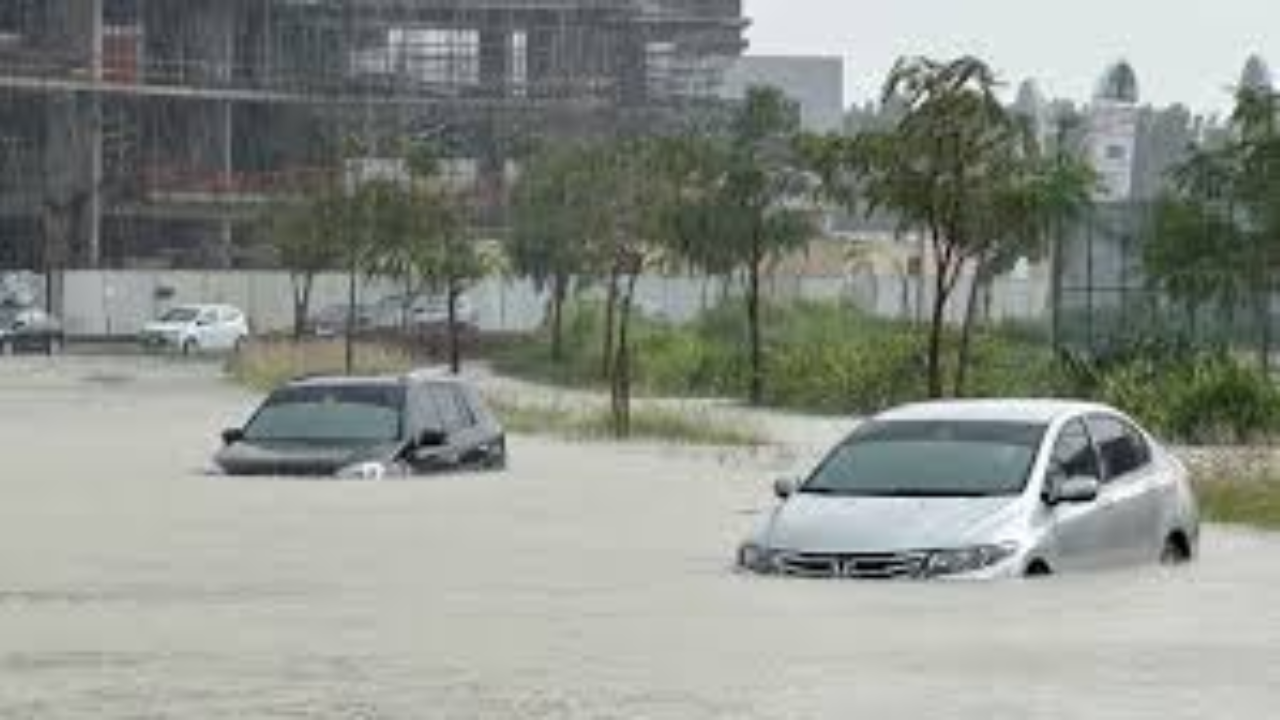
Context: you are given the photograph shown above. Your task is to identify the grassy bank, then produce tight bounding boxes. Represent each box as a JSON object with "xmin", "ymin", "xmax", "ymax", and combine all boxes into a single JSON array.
[
  {"xmin": 494, "ymin": 299, "xmax": 1280, "ymax": 444},
  {"xmin": 486, "ymin": 394, "xmax": 766, "ymax": 447},
  {"xmin": 493, "ymin": 299, "xmax": 1060, "ymax": 414},
  {"xmin": 226, "ymin": 339, "xmax": 415, "ymax": 392},
  {"xmin": 1195, "ymin": 472, "xmax": 1280, "ymax": 531}
]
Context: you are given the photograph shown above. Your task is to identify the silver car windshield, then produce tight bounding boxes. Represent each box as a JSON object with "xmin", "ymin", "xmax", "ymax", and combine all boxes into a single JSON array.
[
  {"xmin": 802, "ymin": 420, "xmax": 1047, "ymax": 498},
  {"xmin": 244, "ymin": 385, "xmax": 405, "ymax": 445}
]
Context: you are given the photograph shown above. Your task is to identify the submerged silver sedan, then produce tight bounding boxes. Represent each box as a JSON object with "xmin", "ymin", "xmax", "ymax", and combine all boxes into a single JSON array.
[{"xmin": 738, "ymin": 400, "xmax": 1200, "ymax": 580}]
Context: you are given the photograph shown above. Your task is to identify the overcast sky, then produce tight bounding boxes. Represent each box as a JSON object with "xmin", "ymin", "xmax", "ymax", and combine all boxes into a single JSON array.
[{"xmin": 745, "ymin": 0, "xmax": 1279, "ymax": 114}]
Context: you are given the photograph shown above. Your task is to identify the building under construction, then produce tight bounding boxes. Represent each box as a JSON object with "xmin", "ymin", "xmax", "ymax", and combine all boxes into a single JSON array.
[{"xmin": 0, "ymin": 0, "xmax": 746, "ymax": 270}]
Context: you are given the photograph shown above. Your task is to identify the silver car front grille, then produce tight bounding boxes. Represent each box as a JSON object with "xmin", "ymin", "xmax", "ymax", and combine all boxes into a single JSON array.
[{"xmin": 774, "ymin": 551, "xmax": 929, "ymax": 579}]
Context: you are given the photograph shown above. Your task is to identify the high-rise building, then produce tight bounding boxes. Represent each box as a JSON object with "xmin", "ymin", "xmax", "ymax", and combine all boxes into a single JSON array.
[
  {"xmin": 1086, "ymin": 60, "xmax": 1141, "ymax": 203},
  {"xmin": 718, "ymin": 55, "xmax": 845, "ymax": 132},
  {"xmin": 0, "ymin": 0, "xmax": 747, "ymax": 270}
]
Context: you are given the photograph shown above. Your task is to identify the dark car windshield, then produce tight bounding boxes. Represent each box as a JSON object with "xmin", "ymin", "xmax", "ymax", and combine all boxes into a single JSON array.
[
  {"xmin": 802, "ymin": 420, "xmax": 1047, "ymax": 498},
  {"xmin": 160, "ymin": 307, "xmax": 200, "ymax": 323},
  {"xmin": 243, "ymin": 384, "xmax": 405, "ymax": 445}
]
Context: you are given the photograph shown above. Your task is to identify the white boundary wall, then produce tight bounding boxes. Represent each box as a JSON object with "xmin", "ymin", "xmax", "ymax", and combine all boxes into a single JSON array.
[{"xmin": 56, "ymin": 270, "xmax": 1048, "ymax": 337}]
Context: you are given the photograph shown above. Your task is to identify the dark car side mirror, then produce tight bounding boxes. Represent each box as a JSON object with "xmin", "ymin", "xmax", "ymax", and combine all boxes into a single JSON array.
[
  {"xmin": 774, "ymin": 477, "xmax": 797, "ymax": 500},
  {"xmin": 222, "ymin": 428, "xmax": 245, "ymax": 446},
  {"xmin": 417, "ymin": 428, "xmax": 449, "ymax": 448}
]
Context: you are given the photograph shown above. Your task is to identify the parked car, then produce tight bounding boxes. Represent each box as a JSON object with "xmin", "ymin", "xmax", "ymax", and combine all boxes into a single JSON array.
[
  {"xmin": 214, "ymin": 370, "xmax": 507, "ymax": 478},
  {"xmin": 372, "ymin": 294, "xmax": 479, "ymax": 331},
  {"xmin": 309, "ymin": 303, "xmax": 377, "ymax": 338},
  {"xmin": 0, "ymin": 306, "xmax": 64, "ymax": 355},
  {"xmin": 139, "ymin": 304, "xmax": 250, "ymax": 355},
  {"xmin": 738, "ymin": 400, "xmax": 1200, "ymax": 580}
]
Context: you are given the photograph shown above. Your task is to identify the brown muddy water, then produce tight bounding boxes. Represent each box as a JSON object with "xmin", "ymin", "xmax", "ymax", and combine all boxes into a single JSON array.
[{"xmin": 1, "ymin": 357, "xmax": 1279, "ymax": 719}]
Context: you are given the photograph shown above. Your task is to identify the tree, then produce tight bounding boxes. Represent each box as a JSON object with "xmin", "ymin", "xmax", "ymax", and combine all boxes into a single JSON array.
[
  {"xmin": 666, "ymin": 87, "xmax": 816, "ymax": 405},
  {"xmin": 1146, "ymin": 194, "xmax": 1246, "ymax": 337},
  {"xmin": 508, "ymin": 143, "xmax": 604, "ymax": 362},
  {"xmin": 1147, "ymin": 82, "xmax": 1280, "ymax": 370},
  {"xmin": 363, "ymin": 143, "xmax": 478, "ymax": 373},
  {"xmin": 951, "ymin": 146, "xmax": 1094, "ymax": 395},
  {"xmin": 260, "ymin": 181, "xmax": 347, "ymax": 340},
  {"xmin": 803, "ymin": 57, "xmax": 1094, "ymax": 397},
  {"xmin": 597, "ymin": 138, "xmax": 675, "ymax": 438},
  {"xmin": 438, "ymin": 224, "xmax": 485, "ymax": 374},
  {"xmin": 1229, "ymin": 84, "xmax": 1280, "ymax": 371},
  {"xmin": 836, "ymin": 57, "xmax": 1028, "ymax": 397}
]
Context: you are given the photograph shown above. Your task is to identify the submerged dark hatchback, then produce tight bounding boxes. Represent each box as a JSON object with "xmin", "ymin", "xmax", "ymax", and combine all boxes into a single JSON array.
[{"xmin": 215, "ymin": 371, "xmax": 507, "ymax": 479}]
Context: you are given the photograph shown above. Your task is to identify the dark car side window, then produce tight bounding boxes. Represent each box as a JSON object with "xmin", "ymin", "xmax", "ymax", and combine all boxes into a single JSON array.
[
  {"xmin": 1051, "ymin": 419, "xmax": 1101, "ymax": 481},
  {"xmin": 1087, "ymin": 416, "xmax": 1152, "ymax": 481},
  {"xmin": 429, "ymin": 385, "xmax": 468, "ymax": 434},
  {"xmin": 449, "ymin": 387, "xmax": 477, "ymax": 429},
  {"xmin": 410, "ymin": 384, "xmax": 446, "ymax": 434}
]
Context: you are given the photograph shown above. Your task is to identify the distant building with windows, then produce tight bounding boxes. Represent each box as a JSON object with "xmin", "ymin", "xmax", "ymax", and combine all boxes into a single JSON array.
[
  {"xmin": 718, "ymin": 55, "xmax": 845, "ymax": 132},
  {"xmin": 1086, "ymin": 61, "xmax": 1141, "ymax": 203}
]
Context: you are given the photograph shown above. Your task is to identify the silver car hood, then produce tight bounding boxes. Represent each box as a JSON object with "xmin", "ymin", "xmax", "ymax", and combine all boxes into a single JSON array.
[{"xmin": 764, "ymin": 493, "xmax": 1022, "ymax": 553}]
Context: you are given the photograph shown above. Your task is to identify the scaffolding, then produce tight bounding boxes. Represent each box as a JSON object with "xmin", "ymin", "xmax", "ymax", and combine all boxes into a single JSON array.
[{"xmin": 0, "ymin": 0, "xmax": 746, "ymax": 269}]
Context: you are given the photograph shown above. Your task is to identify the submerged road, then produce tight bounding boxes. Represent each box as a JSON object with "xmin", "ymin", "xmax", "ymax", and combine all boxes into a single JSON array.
[{"xmin": 1, "ymin": 356, "xmax": 1278, "ymax": 719}]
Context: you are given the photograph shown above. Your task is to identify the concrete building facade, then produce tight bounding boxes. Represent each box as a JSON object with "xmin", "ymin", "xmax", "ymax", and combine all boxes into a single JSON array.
[
  {"xmin": 0, "ymin": 0, "xmax": 747, "ymax": 271},
  {"xmin": 1086, "ymin": 61, "xmax": 1141, "ymax": 203},
  {"xmin": 718, "ymin": 54, "xmax": 844, "ymax": 132}
]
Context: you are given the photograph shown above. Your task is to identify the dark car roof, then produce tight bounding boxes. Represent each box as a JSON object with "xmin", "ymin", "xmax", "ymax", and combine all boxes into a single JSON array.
[{"xmin": 285, "ymin": 370, "xmax": 472, "ymax": 391}]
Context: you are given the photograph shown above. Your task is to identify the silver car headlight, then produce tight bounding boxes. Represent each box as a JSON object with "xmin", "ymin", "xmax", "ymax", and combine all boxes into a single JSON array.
[
  {"xmin": 924, "ymin": 542, "xmax": 1019, "ymax": 578},
  {"xmin": 335, "ymin": 462, "xmax": 387, "ymax": 481}
]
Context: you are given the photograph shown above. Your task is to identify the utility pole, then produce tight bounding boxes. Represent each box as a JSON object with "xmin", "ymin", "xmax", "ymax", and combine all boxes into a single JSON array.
[{"xmin": 87, "ymin": 0, "xmax": 104, "ymax": 268}]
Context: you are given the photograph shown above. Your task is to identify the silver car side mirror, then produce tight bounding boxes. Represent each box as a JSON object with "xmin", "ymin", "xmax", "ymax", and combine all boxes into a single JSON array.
[
  {"xmin": 1047, "ymin": 475, "xmax": 1101, "ymax": 505},
  {"xmin": 774, "ymin": 477, "xmax": 797, "ymax": 500}
]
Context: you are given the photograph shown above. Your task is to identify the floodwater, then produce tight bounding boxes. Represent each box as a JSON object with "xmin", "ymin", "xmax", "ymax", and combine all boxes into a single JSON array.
[{"xmin": 2, "ymin": 357, "xmax": 1280, "ymax": 719}]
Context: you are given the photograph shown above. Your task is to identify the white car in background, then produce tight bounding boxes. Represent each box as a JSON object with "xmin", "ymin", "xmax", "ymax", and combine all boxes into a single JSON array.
[{"xmin": 139, "ymin": 304, "xmax": 250, "ymax": 355}]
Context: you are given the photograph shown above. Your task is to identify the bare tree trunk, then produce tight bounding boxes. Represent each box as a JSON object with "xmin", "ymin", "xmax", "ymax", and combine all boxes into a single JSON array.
[
  {"xmin": 746, "ymin": 238, "xmax": 765, "ymax": 405},
  {"xmin": 344, "ymin": 261, "xmax": 357, "ymax": 375},
  {"xmin": 954, "ymin": 259, "xmax": 986, "ymax": 398},
  {"xmin": 447, "ymin": 280, "xmax": 462, "ymax": 375},
  {"xmin": 612, "ymin": 271, "xmax": 641, "ymax": 439},
  {"xmin": 927, "ymin": 257, "xmax": 950, "ymax": 399},
  {"xmin": 550, "ymin": 273, "xmax": 567, "ymax": 363},
  {"xmin": 1258, "ymin": 286, "xmax": 1272, "ymax": 375},
  {"xmin": 602, "ymin": 266, "xmax": 620, "ymax": 381},
  {"xmin": 291, "ymin": 273, "xmax": 314, "ymax": 342},
  {"xmin": 401, "ymin": 278, "xmax": 415, "ymax": 336},
  {"xmin": 916, "ymin": 232, "xmax": 928, "ymax": 325}
]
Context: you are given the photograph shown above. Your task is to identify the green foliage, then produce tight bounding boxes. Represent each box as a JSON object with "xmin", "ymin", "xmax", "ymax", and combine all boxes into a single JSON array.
[
  {"xmin": 806, "ymin": 55, "xmax": 1094, "ymax": 398},
  {"xmin": 1195, "ymin": 474, "xmax": 1280, "ymax": 530},
  {"xmin": 1064, "ymin": 347, "xmax": 1280, "ymax": 444},
  {"xmin": 508, "ymin": 142, "xmax": 610, "ymax": 288},
  {"xmin": 496, "ymin": 298, "xmax": 1279, "ymax": 444},
  {"xmin": 1147, "ymin": 84, "xmax": 1280, "ymax": 371},
  {"xmin": 1167, "ymin": 359, "xmax": 1280, "ymax": 442},
  {"xmin": 496, "ymin": 299, "xmax": 1057, "ymax": 416},
  {"xmin": 226, "ymin": 339, "xmax": 413, "ymax": 393},
  {"xmin": 483, "ymin": 393, "xmax": 765, "ymax": 447}
]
